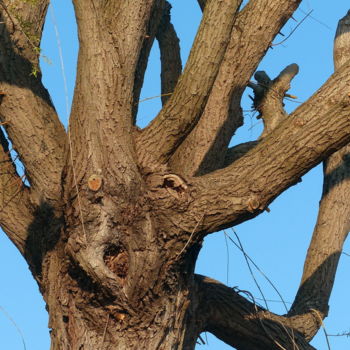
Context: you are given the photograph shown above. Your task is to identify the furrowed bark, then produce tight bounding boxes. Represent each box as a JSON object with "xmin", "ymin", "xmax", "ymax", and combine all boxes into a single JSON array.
[
  {"xmin": 64, "ymin": 1, "xmax": 160, "ymax": 304},
  {"xmin": 170, "ymin": 60, "xmax": 350, "ymax": 236},
  {"xmin": 156, "ymin": 1, "xmax": 182, "ymax": 106},
  {"xmin": 196, "ymin": 275, "xmax": 317, "ymax": 350},
  {"xmin": 0, "ymin": 0, "xmax": 66, "ymax": 203},
  {"xmin": 0, "ymin": 128, "xmax": 34, "ymax": 253},
  {"xmin": 288, "ymin": 10, "xmax": 350, "ymax": 336},
  {"xmin": 136, "ymin": 0, "xmax": 242, "ymax": 168},
  {"xmin": 171, "ymin": 0, "xmax": 302, "ymax": 176},
  {"xmin": 69, "ymin": 0, "xmax": 154, "ymax": 194}
]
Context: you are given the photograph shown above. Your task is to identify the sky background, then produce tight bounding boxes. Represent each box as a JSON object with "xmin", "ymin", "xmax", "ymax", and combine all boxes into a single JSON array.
[{"xmin": 0, "ymin": 1, "xmax": 350, "ymax": 349}]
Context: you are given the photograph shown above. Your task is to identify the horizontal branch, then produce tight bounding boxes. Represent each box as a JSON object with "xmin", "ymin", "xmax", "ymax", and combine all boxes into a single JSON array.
[
  {"xmin": 170, "ymin": 0, "xmax": 302, "ymax": 176},
  {"xmin": 136, "ymin": 0, "xmax": 242, "ymax": 168},
  {"xmin": 196, "ymin": 275, "xmax": 317, "ymax": 350}
]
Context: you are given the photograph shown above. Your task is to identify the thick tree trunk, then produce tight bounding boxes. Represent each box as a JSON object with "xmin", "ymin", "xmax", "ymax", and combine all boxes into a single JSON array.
[
  {"xmin": 42, "ymin": 240, "xmax": 201, "ymax": 350},
  {"xmin": 1, "ymin": 2, "xmax": 350, "ymax": 350}
]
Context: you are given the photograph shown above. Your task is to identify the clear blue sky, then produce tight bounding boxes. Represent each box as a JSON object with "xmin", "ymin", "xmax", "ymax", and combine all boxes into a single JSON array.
[{"xmin": 0, "ymin": 1, "xmax": 349, "ymax": 349}]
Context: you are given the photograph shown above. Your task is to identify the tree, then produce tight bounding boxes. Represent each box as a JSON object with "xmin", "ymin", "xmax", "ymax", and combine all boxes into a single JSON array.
[{"xmin": 1, "ymin": 0, "xmax": 350, "ymax": 349}]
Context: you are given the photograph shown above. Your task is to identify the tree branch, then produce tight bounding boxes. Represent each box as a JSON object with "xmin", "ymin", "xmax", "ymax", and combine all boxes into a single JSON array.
[
  {"xmin": 288, "ymin": 9, "xmax": 350, "ymax": 332},
  {"xmin": 249, "ymin": 64, "xmax": 299, "ymax": 138},
  {"xmin": 169, "ymin": 60, "xmax": 350, "ymax": 236},
  {"xmin": 156, "ymin": 1, "xmax": 182, "ymax": 106},
  {"xmin": 68, "ymin": 1, "xmax": 156, "ymax": 198},
  {"xmin": 195, "ymin": 275, "xmax": 317, "ymax": 350},
  {"xmin": 0, "ymin": 0, "xmax": 66, "ymax": 203},
  {"xmin": 136, "ymin": 0, "xmax": 242, "ymax": 168},
  {"xmin": 170, "ymin": 0, "xmax": 302, "ymax": 176}
]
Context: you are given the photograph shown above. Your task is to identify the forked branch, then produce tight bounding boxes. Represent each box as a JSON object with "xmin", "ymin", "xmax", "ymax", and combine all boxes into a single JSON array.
[
  {"xmin": 176, "ymin": 60, "xmax": 350, "ymax": 235},
  {"xmin": 170, "ymin": 0, "xmax": 302, "ymax": 176},
  {"xmin": 136, "ymin": 0, "xmax": 242, "ymax": 168}
]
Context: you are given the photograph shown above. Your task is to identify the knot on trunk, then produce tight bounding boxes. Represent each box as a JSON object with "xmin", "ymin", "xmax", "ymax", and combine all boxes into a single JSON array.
[
  {"xmin": 104, "ymin": 246, "xmax": 129, "ymax": 281},
  {"xmin": 248, "ymin": 63, "xmax": 299, "ymax": 138}
]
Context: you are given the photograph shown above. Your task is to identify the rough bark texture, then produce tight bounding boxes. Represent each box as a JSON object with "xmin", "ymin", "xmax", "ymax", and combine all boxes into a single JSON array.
[{"xmin": 1, "ymin": 1, "xmax": 350, "ymax": 349}]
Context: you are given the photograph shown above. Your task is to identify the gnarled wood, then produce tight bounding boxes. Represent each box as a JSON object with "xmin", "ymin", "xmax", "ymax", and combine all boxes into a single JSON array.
[{"xmin": 1, "ymin": 3, "xmax": 350, "ymax": 350}]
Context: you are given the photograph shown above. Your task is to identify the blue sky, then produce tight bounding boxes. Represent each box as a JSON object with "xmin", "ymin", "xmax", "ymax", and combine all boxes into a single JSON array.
[{"xmin": 0, "ymin": 1, "xmax": 350, "ymax": 349}]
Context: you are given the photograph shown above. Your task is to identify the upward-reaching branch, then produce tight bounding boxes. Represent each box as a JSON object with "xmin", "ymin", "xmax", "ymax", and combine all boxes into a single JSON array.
[
  {"xmin": 289, "ymin": 9, "xmax": 350, "ymax": 328},
  {"xmin": 68, "ymin": 1, "xmax": 157, "ymax": 198},
  {"xmin": 0, "ymin": 0, "xmax": 66, "ymax": 203},
  {"xmin": 156, "ymin": 1, "xmax": 182, "ymax": 106},
  {"xmin": 171, "ymin": 0, "xmax": 302, "ymax": 176},
  {"xmin": 136, "ymin": 0, "xmax": 242, "ymax": 168}
]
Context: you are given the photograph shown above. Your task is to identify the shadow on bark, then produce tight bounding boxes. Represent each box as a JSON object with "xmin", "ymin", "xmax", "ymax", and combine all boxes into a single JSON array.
[
  {"xmin": 323, "ymin": 150, "xmax": 350, "ymax": 197},
  {"xmin": 25, "ymin": 202, "xmax": 62, "ymax": 277},
  {"xmin": 0, "ymin": 12, "xmax": 53, "ymax": 106}
]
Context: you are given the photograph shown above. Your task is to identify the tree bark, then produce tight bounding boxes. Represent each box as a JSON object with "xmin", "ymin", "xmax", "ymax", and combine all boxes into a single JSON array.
[{"xmin": 0, "ymin": 2, "xmax": 350, "ymax": 350}]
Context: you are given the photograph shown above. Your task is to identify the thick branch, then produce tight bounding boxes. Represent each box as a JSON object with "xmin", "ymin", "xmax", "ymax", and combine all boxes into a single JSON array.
[
  {"xmin": 289, "ymin": 9, "xmax": 350, "ymax": 328},
  {"xmin": 196, "ymin": 275, "xmax": 317, "ymax": 350},
  {"xmin": 0, "ymin": 1, "xmax": 66, "ymax": 203},
  {"xmin": 156, "ymin": 1, "xmax": 182, "ymax": 106},
  {"xmin": 136, "ymin": 0, "xmax": 242, "ymax": 168},
  {"xmin": 170, "ymin": 60, "xmax": 350, "ymax": 235},
  {"xmin": 170, "ymin": 0, "xmax": 301, "ymax": 176},
  {"xmin": 68, "ymin": 1, "xmax": 155, "ymax": 198}
]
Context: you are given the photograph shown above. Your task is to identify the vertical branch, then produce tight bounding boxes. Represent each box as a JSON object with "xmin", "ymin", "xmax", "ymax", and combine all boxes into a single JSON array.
[
  {"xmin": 136, "ymin": 0, "xmax": 242, "ymax": 167},
  {"xmin": 170, "ymin": 0, "xmax": 302, "ymax": 176},
  {"xmin": 156, "ymin": 1, "xmax": 182, "ymax": 106},
  {"xmin": 289, "ymin": 10, "xmax": 350, "ymax": 333}
]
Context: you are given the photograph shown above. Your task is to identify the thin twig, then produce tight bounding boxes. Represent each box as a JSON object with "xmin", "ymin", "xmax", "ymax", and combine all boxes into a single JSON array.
[
  {"xmin": 0, "ymin": 305, "xmax": 27, "ymax": 350},
  {"xmin": 50, "ymin": 3, "xmax": 88, "ymax": 244},
  {"xmin": 227, "ymin": 229, "xmax": 289, "ymax": 313},
  {"xmin": 227, "ymin": 229, "xmax": 269, "ymax": 310},
  {"xmin": 310, "ymin": 308, "xmax": 331, "ymax": 350},
  {"xmin": 177, "ymin": 214, "xmax": 204, "ymax": 257},
  {"xmin": 224, "ymin": 231, "xmax": 229, "ymax": 285},
  {"xmin": 137, "ymin": 92, "xmax": 173, "ymax": 104},
  {"xmin": 272, "ymin": 10, "xmax": 313, "ymax": 46}
]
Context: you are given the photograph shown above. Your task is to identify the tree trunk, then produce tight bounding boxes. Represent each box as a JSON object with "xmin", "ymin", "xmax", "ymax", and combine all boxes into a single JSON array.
[{"xmin": 1, "ymin": 1, "xmax": 350, "ymax": 349}]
